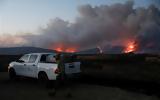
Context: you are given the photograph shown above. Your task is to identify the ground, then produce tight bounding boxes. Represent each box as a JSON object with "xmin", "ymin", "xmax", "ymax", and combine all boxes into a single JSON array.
[{"xmin": 0, "ymin": 72, "xmax": 159, "ymax": 100}]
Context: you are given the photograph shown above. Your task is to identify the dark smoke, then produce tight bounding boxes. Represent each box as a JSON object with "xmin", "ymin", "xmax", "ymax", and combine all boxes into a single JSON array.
[
  {"xmin": 135, "ymin": 5, "xmax": 160, "ymax": 53},
  {"xmin": 12, "ymin": 1, "xmax": 160, "ymax": 53},
  {"xmin": 26, "ymin": 1, "xmax": 135, "ymax": 51}
]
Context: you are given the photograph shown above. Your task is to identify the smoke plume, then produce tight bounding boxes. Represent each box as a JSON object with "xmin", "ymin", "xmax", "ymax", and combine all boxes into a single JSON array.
[
  {"xmin": 2, "ymin": 1, "xmax": 160, "ymax": 53},
  {"xmin": 0, "ymin": 34, "xmax": 27, "ymax": 47}
]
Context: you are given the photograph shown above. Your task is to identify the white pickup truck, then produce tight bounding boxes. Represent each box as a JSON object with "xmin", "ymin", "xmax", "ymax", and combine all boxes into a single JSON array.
[{"xmin": 8, "ymin": 53, "xmax": 81, "ymax": 82}]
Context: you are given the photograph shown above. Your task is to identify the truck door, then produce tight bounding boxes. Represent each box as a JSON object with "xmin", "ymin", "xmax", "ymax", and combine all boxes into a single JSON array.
[
  {"xmin": 16, "ymin": 54, "xmax": 30, "ymax": 76},
  {"xmin": 25, "ymin": 54, "xmax": 38, "ymax": 78}
]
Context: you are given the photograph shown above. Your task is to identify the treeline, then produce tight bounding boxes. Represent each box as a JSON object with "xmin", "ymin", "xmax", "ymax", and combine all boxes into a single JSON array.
[{"xmin": 0, "ymin": 55, "xmax": 21, "ymax": 72}]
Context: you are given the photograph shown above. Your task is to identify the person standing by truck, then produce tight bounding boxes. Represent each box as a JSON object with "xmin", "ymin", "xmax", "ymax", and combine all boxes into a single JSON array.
[
  {"xmin": 48, "ymin": 53, "xmax": 76, "ymax": 98},
  {"xmin": 48, "ymin": 53, "xmax": 62, "ymax": 96}
]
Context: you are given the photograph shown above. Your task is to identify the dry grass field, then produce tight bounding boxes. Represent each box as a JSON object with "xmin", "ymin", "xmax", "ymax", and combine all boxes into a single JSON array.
[{"xmin": 0, "ymin": 72, "xmax": 159, "ymax": 100}]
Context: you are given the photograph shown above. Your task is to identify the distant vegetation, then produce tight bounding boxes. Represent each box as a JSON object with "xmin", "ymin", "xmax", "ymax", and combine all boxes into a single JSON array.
[
  {"xmin": 77, "ymin": 54, "xmax": 160, "ymax": 83},
  {"xmin": 0, "ymin": 55, "xmax": 21, "ymax": 72}
]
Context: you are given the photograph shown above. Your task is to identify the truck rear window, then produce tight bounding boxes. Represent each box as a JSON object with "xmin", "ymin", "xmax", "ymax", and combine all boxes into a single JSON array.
[{"xmin": 40, "ymin": 54, "xmax": 56, "ymax": 63}]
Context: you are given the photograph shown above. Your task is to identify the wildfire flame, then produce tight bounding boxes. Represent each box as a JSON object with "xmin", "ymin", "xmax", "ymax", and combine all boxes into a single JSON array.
[
  {"xmin": 51, "ymin": 45, "xmax": 76, "ymax": 53},
  {"xmin": 124, "ymin": 41, "xmax": 136, "ymax": 53},
  {"xmin": 55, "ymin": 47, "xmax": 63, "ymax": 52},
  {"xmin": 65, "ymin": 48, "xmax": 76, "ymax": 53},
  {"xmin": 55, "ymin": 47, "xmax": 76, "ymax": 53}
]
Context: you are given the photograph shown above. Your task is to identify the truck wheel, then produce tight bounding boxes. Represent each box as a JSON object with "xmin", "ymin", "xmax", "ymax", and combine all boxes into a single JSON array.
[
  {"xmin": 9, "ymin": 68, "xmax": 16, "ymax": 80},
  {"xmin": 38, "ymin": 72, "xmax": 51, "ymax": 88},
  {"xmin": 38, "ymin": 72, "xmax": 49, "ymax": 82}
]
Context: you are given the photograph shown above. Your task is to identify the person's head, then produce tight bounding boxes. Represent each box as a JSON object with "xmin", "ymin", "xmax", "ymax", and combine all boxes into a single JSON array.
[{"xmin": 55, "ymin": 53, "xmax": 61, "ymax": 60}]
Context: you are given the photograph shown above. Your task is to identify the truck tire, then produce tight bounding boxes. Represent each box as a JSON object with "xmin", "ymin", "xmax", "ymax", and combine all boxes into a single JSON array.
[
  {"xmin": 38, "ymin": 72, "xmax": 52, "ymax": 88},
  {"xmin": 38, "ymin": 72, "xmax": 49, "ymax": 82},
  {"xmin": 9, "ymin": 68, "xmax": 16, "ymax": 80}
]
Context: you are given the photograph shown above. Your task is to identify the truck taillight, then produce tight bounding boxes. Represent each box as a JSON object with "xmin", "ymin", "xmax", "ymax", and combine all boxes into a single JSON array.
[{"xmin": 54, "ymin": 68, "xmax": 60, "ymax": 74}]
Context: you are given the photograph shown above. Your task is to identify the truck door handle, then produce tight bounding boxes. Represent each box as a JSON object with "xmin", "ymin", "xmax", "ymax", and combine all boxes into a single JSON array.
[
  {"xmin": 33, "ymin": 64, "xmax": 36, "ymax": 66},
  {"xmin": 24, "ymin": 64, "xmax": 26, "ymax": 66}
]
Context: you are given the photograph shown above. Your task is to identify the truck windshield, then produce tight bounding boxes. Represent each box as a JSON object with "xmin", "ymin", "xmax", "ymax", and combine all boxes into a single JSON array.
[{"xmin": 28, "ymin": 55, "xmax": 38, "ymax": 63}]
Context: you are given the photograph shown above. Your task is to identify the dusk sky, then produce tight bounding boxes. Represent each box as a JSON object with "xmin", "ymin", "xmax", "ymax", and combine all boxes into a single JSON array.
[{"xmin": 0, "ymin": 0, "xmax": 156, "ymax": 35}]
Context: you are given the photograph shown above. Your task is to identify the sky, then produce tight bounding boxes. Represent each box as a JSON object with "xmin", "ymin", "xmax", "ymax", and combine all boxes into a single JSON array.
[{"xmin": 0, "ymin": 0, "xmax": 155, "ymax": 35}]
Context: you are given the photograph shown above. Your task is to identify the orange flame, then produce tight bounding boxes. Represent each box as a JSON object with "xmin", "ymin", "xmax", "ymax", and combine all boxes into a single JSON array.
[
  {"xmin": 55, "ymin": 47, "xmax": 76, "ymax": 53},
  {"xmin": 55, "ymin": 47, "xmax": 63, "ymax": 52},
  {"xmin": 51, "ymin": 44, "xmax": 77, "ymax": 53},
  {"xmin": 65, "ymin": 48, "xmax": 76, "ymax": 53},
  {"xmin": 124, "ymin": 41, "xmax": 136, "ymax": 53}
]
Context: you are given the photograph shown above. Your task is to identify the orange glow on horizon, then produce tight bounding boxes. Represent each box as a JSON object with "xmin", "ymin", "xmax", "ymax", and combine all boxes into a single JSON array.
[
  {"xmin": 50, "ymin": 44, "xmax": 77, "ymax": 53},
  {"xmin": 65, "ymin": 48, "xmax": 76, "ymax": 53},
  {"xmin": 55, "ymin": 47, "xmax": 63, "ymax": 52},
  {"xmin": 124, "ymin": 41, "xmax": 136, "ymax": 53},
  {"xmin": 55, "ymin": 47, "xmax": 76, "ymax": 53}
]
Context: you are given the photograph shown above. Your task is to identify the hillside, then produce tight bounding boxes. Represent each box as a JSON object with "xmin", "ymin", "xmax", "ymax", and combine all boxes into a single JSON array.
[{"xmin": 0, "ymin": 47, "xmax": 56, "ymax": 55}]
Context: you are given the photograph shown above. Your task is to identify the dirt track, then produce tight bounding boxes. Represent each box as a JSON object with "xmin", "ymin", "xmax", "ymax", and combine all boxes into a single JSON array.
[{"xmin": 0, "ymin": 72, "xmax": 159, "ymax": 100}]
